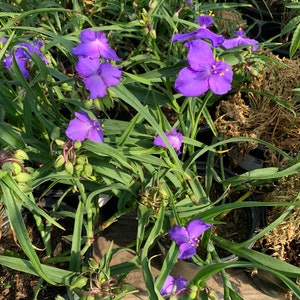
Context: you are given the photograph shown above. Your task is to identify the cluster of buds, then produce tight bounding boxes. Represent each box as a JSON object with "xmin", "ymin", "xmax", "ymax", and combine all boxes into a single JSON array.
[
  {"xmin": 0, "ymin": 149, "xmax": 33, "ymax": 192},
  {"xmin": 138, "ymin": 184, "xmax": 168, "ymax": 214},
  {"xmin": 54, "ymin": 140, "xmax": 95, "ymax": 179},
  {"xmin": 138, "ymin": 1, "xmax": 157, "ymax": 39}
]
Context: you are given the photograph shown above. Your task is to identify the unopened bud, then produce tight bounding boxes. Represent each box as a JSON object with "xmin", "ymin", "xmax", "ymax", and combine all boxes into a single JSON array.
[
  {"xmin": 18, "ymin": 183, "xmax": 32, "ymax": 193},
  {"xmin": 76, "ymin": 155, "xmax": 87, "ymax": 165},
  {"xmin": 54, "ymin": 155, "xmax": 65, "ymax": 169},
  {"xmin": 73, "ymin": 140, "xmax": 82, "ymax": 149},
  {"xmin": 83, "ymin": 163, "xmax": 93, "ymax": 177},
  {"xmin": 14, "ymin": 149, "xmax": 29, "ymax": 161},
  {"xmin": 149, "ymin": 29, "xmax": 156, "ymax": 39},
  {"xmin": 65, "ymin": 161, "xmax": 74, "ymax": 175},
  {"xmin": 141, "ymin": 27, "xmax": 149, "ymax": 36},
  {"xmin": 71, "ymin": 276, "xmax": 88, "ymax": 290},
  {"xmin": 55, "ymin": 139, "xmax": 65, "ymax": 146},
  {"xmin": 14, "ymin": 172, "xmax": 32, "ymax": 183}
]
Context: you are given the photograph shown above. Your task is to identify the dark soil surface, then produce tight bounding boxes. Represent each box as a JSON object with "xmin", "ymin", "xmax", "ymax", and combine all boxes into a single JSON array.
[{"xmin": 0, "ymin": 213, "xmax": 72, "ymax": 300}]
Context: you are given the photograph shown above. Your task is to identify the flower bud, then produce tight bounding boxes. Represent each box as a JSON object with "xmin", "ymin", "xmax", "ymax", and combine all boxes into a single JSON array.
[
  {"xmin": 54, "ymin": 155, "xmax": 65, "ymax": 169},
  {"xmin": 14, "ymin": 172, "xmax": 32, "ymax": 183},
  {"xmin": 149, "ymin": 29, "xmax": 157, "ymax": 39},
  {"xmin": 74, "ymin": 164, "xmax": 84, "ymax": 174},
  {"xmin": 83, "ymin": 163, "xmax": 93, "ymax": 177},
  {"xmin": 55, "ymin": 139, "xmax": 65, "ymax": 146},
  {"xmin": 14, "ymin": 149, "xmax": 29, "ymax": 161},
  {"xmin": 76, "ymin": 155, "xmax": 87, "ymax": 166},
  {"xmin": 141, "ymin": 27, "xmax": 149, "ymax": 36},
  {"xmin": 65, "ymin": 161, "xmax": 74, "ymax": 175},
  {"xmin": 73, "ymin": 140, "xmax": 82, "ymax": 149},
  {"xmin": 18, "ymin": 183, "xmax": 32, "ymax": 193},
  {"xmin": 71, "ymin": 276, "xmax": 88, "ymax": 289},
  {"xmin": 2, "ymin": 162, "xmax": 21, "ymax": 174}
]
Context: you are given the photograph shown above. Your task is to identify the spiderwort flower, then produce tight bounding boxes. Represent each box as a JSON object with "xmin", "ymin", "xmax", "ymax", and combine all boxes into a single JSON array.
[
  {"xmin": 3, "ymin": 39, "xmax": 48, "ymax": 79},
  {"xmin": 172, "ymin": 14, "xmax": 224, "ymax": 48},
  {"xmin": 66, "ymin": 110, "xmax": 104, "ymax": 143},
  {"xmin": 175, "ymin": 39, "xmax": 233, "ymax": 97},
  {"xmin": 153, "ymin": 128, "xmax": 183, "ymax": 154},
  {"xmin": 72, "ymin": 29, "xmax": 121, "ymax": 60},
  {"xmin": 169, "ymin": 219, "xmax": 211, "ymax": 260},
  {"xmin": 75, "ymin": 56, "xmax": 122, "ymax": 99},
  {"xmin": 160, "ymin": 275, "xmax": 188, "ymax": 298},
  {"xmin": 222, "ymin": 29, "xmax": 259, "ymax": 51}
]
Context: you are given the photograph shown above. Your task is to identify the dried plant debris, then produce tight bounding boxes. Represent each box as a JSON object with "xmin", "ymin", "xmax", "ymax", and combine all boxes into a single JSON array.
[
  {"xmin": 257, "ymin": 173, "xmax": 300, "ymax": 267},
  {"xmin": 215, "ymin": 53, "xmax": 300, "ymax": 164}
]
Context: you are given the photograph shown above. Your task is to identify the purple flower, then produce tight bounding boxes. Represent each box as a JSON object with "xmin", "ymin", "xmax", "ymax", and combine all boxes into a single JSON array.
[
  {"xmin": 66, "ymin": 110, "xmax": 104, "ymax": 143},
  {"xmin": 185, "ymin": 0, "xmax": 194, "ymax": 9},
  {"xmin": 222, "ymin": 29, "xmax": 259, "ymax": 51},
  {"xmin": 3, "ymin": 39, "xmax": 48, "ymax": 79},
  {"xmin": 72, "ymin": 29, "xmax": 121, "ymax": 60},
  {"xmin": 172, "ymin": 14, "xmax": 224, "ymax": 48},
  {"xmin": 160, "ymin": 275, "xmax": 188, "ymax": 297},
  {"xmin": 175, "ymin": 39, "xmax": 233, "ymax": 97},
  {"xmin": 153, "ymin": 128, "xmax": 183, "ymax": 154},
  {"xmin": 75, "ymin": 56, "xmax": 122, "ymax": 99},
  {"xmin": 169, "ymin": 219, "xmax": 211, "ymax": 260}
]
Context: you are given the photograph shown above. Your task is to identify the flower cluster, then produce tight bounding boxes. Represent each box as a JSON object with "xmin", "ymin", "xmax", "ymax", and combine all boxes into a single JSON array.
[
  {"xmin": 173, "ymin": 14, "xmax": 258, "ymax": 97},
  {"xmin": 2, "ymin": 39, "xmax": 48, "ymax": 79},
  {"xmin": 72, "ymin": 29, "xmax": 122, "ymax": 99}
]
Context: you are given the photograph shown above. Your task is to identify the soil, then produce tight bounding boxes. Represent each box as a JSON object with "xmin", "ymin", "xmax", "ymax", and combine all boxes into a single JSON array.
[{"xmin": 0, "ymin": 212, "xmax": 73, "ymax": 300}]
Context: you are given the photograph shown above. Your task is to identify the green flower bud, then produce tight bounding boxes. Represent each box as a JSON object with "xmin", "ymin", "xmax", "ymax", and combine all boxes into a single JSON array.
[
  {"xmin": 71, "ymin": 276, "xmax": 88, "ymax": 290},
  {"xmin": 73, "ymin": 140, "xmax": 82, "ymax": 149},
  {"xmin": 141, "ymin": 27, "xmax": 149, "ymax": 36},
  {"xmin": 14, "ymin": 172, "xmax": 32, "ymax": 183},
  {"xmin": 61, "ymin": 83, "xmax": 72, "ymax": 91},
  {"xmin": 65, "ymin": 161, "xmax": 74, "ymax": 175},
  {"xmin": 18, "ymin": 183, "xmax": 32, "ymax": 193},
  {"xmin": 84, "ymin": 99, "xmax": 93, "ymax": 109},
  {"xmin": 76, "ymin": 155, "xmax": 87, "ymax": 165},
  {"xmin": 74, "ymin": 164, "xmax": 84, "ymax": 173},
  {"xmin": 55, "ymin": 139, "xmax": 65, "ymax": 146},
  {"xmin": 149, "ymin": 29, "xmax": 157, "ymax": 39},
  {"xmin": 54, "ymin": 155, "xmax": 65, "ymax": 169},
  {"xmin": 2, "ymin": 162, "xmax": 21, "ymax": 174},
  {"xmin": 14, "ymin": 149, "xmax": 29, "ymax": 161},
  {"xmin": 83, "ymin": 163, "xmax": 93, "ymax": 177}
]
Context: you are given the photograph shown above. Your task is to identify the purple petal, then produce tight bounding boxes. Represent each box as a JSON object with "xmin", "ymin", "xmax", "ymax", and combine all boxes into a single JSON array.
[
  {"xmin": 193, "ymin": 28, "xmax": 225, "ymax": 48},
  {"xmin": 168, "ymin": 226, "xmax": 189, "ymax": 244},
  {"xmin": 197, "ymin": 15, "xmax": 214, "ymax": 28},
  {"xmin": 174, "ymin": 276, "xmax": 188, "ymax": 293},
  {"xmin": 160, "ymin": 275, "xmax": 175, "ymax": 295},
  {"xmin": 83, "ymin": 75, "xmax": 107, "ymax": 99},
  {"xmin": 98, "ymin": 62, "xmax": 122, "ymax": 87},
  {"xmin": 175, "ymin": 67, "xmax": 209, "ymax": 97},
  {"xmin": 72, "ymin": 29, "xmax": 121, "ymax": 60},
  {"xmin": 172, "ymin": 30, "xmax": 198, "ymax": 42},
  {"xmin": 66, "ymin": 118, "xmax": 89, "ymax": 141},
  {"xmin": 208, "ymin": 61, "xmax": 233, "ymax": 95},
  {"xmin": 153, "ymin": 135, "xmax": 165, "ymax": 148},
  {"xmin": 186, "ymin": 40, "xmax": 214, "ymax": 70},
  {"xmin": 87, "ymin": 121, "xmax": 104, "ymax": 143},
  {"xmin": 178, "ymin": 242, "xmax": 197, "ymax": 260},
  {"xmin": 186, "ymin": 219, "xmax": 212, "ymax": 239},
  {"xmin": 75, "ymin": 57, "xmax": 100, "ymax": 77}
]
